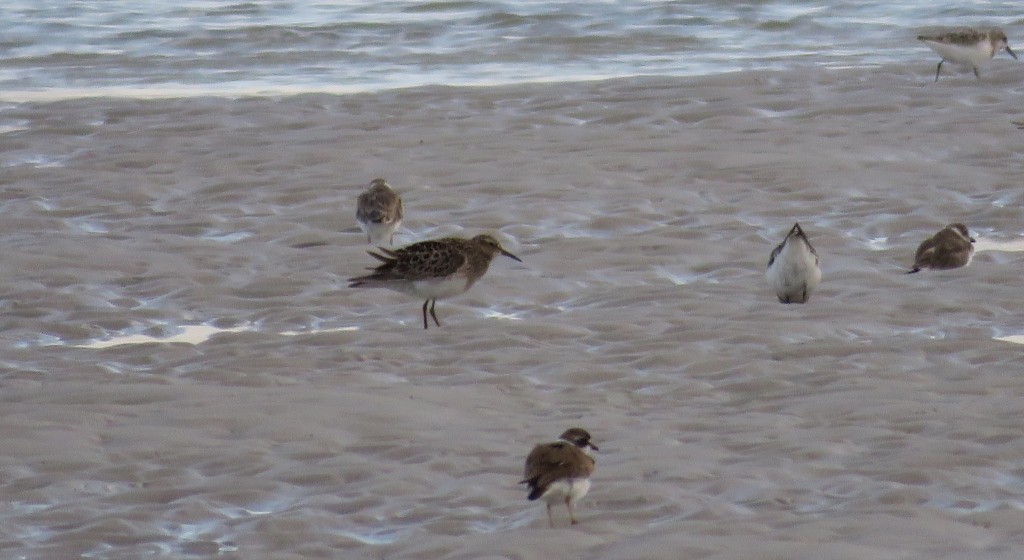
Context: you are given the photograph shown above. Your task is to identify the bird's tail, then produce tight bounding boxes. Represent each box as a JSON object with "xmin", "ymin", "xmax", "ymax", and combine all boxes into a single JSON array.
[{"xmin": 520, "ymin": 478, "xmax": 544, "ymax": 501}]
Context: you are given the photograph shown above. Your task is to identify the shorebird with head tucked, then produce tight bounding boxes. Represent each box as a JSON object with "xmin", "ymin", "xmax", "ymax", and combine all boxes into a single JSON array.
[
  {"xmin": 520, "ymin": 428, "xmax": 598, "ymax": 528},
  {"xmin": 918, "ymin": 27, "xmax": 1018, "ymax": 81},
  {"xmin": 348, "ymin": 234, "xmax": 522, "ymax": 329},
  {"xmin": 766, "ymin": 223, "xmax": 821, "ymax": 304},
  {"xmin": 356, "ymin": 178, "xmax": 404, "ymax": 245},
  {"xmin": 909, "ymin": 223, "xmax": 975, "ymax": 273}
]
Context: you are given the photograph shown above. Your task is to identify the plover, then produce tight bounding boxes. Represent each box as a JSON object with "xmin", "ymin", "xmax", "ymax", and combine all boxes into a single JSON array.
[
  {"xmin": 356, "ymin": 178, "xmax": 404, "ymax": 245},
  {"xmin": 918, "ymin": 27, "xmax": 1018, "ymax": 81},
  {"xmin": 520, "ymin": 428, "xmax": 598, "ymax": 528},
  {"xmin": 348, "ymin": 234, "xmax": 522, "ymax": 329},
  {"xmin": 766, "ymin": 223, "xmax": 821, "ymax": 304},
  {"xmin": 909, "ymin": 223, "xmax": 975, "ymax": 273}
]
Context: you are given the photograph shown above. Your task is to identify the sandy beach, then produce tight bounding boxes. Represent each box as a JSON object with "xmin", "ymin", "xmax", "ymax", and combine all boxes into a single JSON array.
[{"xmin": 2, "ymin": 63, "xmax": 1024, "ymax": 558}]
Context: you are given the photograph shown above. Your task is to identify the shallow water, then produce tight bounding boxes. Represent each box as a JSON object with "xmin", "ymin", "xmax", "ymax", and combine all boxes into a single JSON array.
[{"xmin": 2, "ymin": 63, "xmax": 1024, "ymax": 558}]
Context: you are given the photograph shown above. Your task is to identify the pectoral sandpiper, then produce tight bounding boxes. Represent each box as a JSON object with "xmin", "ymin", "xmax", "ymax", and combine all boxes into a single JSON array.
[{"xmin": 348, "ymin": 234, "xmax": 522, "ymax": 329}]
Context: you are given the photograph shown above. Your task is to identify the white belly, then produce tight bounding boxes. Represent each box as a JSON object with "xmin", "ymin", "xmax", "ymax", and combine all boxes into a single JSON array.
[
  {"xmin": 358, "ymin": 220, "xmax": 400, "ymax": 246},
  {"xmin": 541, "ymin": 478, "xmax": 591, "ymax": 505},
  {"xmin": 390, "ymin": 276, "xmax": 470, "ymax": 300},
  {"xmin": 766, "ymin": 242, "xmax": 821, "ymax": 303},
  {"xmin": 923, "ymin": 39, "xmax": 992, "ymax": 66}
]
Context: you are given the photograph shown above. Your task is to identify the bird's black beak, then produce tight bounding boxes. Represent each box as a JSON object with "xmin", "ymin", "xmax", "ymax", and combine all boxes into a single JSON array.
[
  {"xmin": 501, "ymin": 248, "xmax": 523, "ymax": 263},
  {"xmin": 1007, "ymin": 45, "xmax": 1019, "ymax": 60},
  {"xmin": 588, "ymin": 442, "xmax": 599, "ymax": 452}
]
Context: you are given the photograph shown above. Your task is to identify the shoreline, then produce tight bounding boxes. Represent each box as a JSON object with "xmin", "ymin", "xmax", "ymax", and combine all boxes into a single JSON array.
[{"xmin": 0, "ymin": 61, "xmax": 987, "ymax": 105}]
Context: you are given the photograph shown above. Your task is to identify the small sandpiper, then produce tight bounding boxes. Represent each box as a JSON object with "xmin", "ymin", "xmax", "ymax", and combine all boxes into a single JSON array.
[
  {"xmin": 520, "ymin": 428, "xmax": 598, "ymax": 528},
  {"xmin": 766, "ymin": 223, "xmax": 821, "ymax": 304},
  {"xmin": 909, "ymin": 223, "xmax": 975, "ymax": 273},
  {"xmin": 356, "ymin": 178, "xmax": 404, "ymax": 245},
  {"xmin": 918, "ymin": 27, "xmax": 1018, "ymax": 81},
  {"xmin": 348, "ymin": 234, "xmax": 522, "ymax": 329}
]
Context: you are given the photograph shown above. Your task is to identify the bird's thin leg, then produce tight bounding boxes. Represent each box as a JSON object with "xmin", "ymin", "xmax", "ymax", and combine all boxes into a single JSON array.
[
  {"xmin": 934, "ymin": 59, "xmax": 943, "ymax": 82},
  {"xmin": 429, "ymin": 300, "xmax": 441, "ymax": 327},
  {"xmin": 566, "ymin": 496, "xmax": 578, "ymax": 525},
  {"xmin": 973, "ymin": 66, "xmax": 981, "ymax": 79},
  {"xmin": 546, "ymin": 503, "xmax": 554, "ymax": 528},
  {"xmin": 421, "ymin": 300, "xmax": 430, "ymax": 330}
]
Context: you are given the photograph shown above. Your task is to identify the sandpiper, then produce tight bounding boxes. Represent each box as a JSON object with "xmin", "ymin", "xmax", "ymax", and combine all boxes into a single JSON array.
[
  {"xmin": 766, "ymin": 223, "xmax": 821, "ymax": 304},
  {"xmin": 918, "ymin": 27, "xmax": 1018, "ymax": 81},
  {"xmin": 348, "ymin": 234, "xmax": 522, "ymax": 329},
  {"xmin": 909, "ymin": 223, "xmax": 975, "ymax": 273},
  {"xmin": 356, "ymin": 178, "xmax": 404, "ymax": 245},
  {"xmin": 520, "ymin": 428, "xmax": 598, "ymax": 528}
]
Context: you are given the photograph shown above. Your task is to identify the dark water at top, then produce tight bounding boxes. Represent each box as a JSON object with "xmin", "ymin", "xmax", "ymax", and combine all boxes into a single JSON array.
[{"xmin": 0, "ymin": 1, "xmax": 1020, "ymax": 99}]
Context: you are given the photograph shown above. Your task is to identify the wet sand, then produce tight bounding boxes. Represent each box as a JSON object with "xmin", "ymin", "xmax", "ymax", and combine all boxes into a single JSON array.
[{"xmin": 2, "ymin": 63, "xmax": 1024, "ymax": 558}]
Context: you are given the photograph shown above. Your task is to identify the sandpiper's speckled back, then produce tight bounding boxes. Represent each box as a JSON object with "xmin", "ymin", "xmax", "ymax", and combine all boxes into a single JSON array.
[{"xmin": 349, "ymin": 234, "xmax": 519, "ymax": 287}]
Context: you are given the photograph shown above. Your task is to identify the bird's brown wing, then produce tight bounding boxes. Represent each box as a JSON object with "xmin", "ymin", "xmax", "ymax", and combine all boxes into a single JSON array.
[
  {"xmin": 929, "ymin": 230, "xmax": 971, "ymax": 268},
  {"xmin": 913, "ymin": 230, "xmax": 970, "ymax": 270},
  {"xmin": 767, "ymin": 240, "xmax": 784, "ymax": 269},
  {"xmin": 520, "ymin": 442, "xmax": 595, "ymax": 494},
  {"xmin": 348, "ymin": 239, "xmax": 467, "ymax": 284},
  {"xmin": 913, "ymin": 236, "xmax": 938, "ymax": 268}
]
